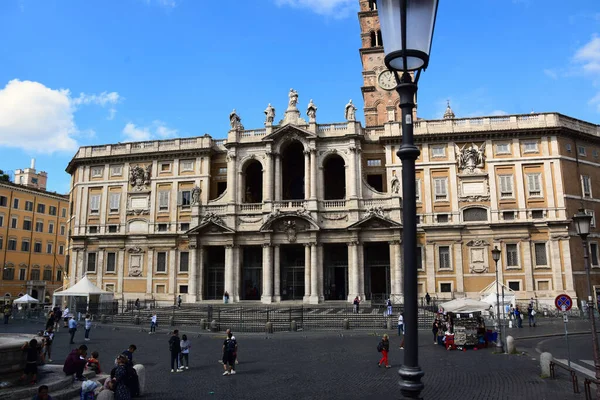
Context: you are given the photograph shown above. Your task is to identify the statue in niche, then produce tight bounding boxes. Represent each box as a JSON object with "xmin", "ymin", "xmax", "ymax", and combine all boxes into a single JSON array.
[
  {"xmin": 345, "ymin": 99, "xmax": 357, "ymax": 121},
  {"xmin": 229, "ymin": 109, "xmax": 244, "ymax": 130},
  {"xmin": 288, "ymin": 88, "xmax": 299, "ymax": 109},
  {"xmin": 390, "ymin": 170, "xmax": 400, "ymax": 194},
  {"xmin": 129, "ymin": 165, "xmax": 151, "ymax": 190},
  {"xmin": 264, "ymin": 103, "xmax": 275, "ymax": 125},
  {"xmin": 191, "ymin": 185, "xmax": 201, "ymax": 205},
  {"xmin": 307, "ymin": 99, "xmax": 317, "ymax": 122},
  {"xmin": 456, "ymin": 143, "xmax": 485, "ymax": 174}
]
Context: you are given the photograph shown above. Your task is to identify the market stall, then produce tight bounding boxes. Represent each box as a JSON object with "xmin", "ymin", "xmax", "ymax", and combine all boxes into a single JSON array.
[
  {"xmin": 438, "ymin": 298, "xmax": 492, "ymax": 350},
  {"xmin": 52, "ymin": 276, "xmax": 114, "ymax": 315}
]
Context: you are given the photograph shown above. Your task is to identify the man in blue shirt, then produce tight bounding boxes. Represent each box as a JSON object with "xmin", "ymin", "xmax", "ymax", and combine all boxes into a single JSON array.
[{"xmin": 68, "ymin": 316, "xmax": 78, "ymax": 344}]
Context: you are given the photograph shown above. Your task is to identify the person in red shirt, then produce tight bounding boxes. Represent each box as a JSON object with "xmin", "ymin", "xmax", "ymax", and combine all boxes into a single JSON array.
[{"xmin": 86, "ymin": 351, "xmax": 102, "ymax": 374}]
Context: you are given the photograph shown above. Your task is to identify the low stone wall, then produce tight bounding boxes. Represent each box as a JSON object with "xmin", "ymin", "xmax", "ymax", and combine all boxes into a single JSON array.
[{"xmin": 0, "ymin": 333, "xmax": 39, "ymax": 375}]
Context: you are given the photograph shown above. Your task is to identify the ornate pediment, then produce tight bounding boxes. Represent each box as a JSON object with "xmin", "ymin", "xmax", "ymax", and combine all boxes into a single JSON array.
[
  {"xmin": 262, "ymin": 124, "xmax": 316, "ymax": 143},
  {"xmin": 187, "ymin": 215, "xmax": 235, "ymax": 235},
  {"xmin": 259, "ymin": 211, "xmax": 319, "ymax": 234},
  {"xmin": 348, "ymin": 213, "xmax": 401, "ymax": 230}
]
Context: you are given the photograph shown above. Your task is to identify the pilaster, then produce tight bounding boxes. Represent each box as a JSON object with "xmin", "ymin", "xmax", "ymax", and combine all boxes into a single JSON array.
[
  {"xmin": 262, "ymin": 244, "xmax": 273, "ymax": 304},
  {"xmin": 188, "ymin": 244, "xmax": 197, "ymax": 303},
  {"xmin": 310, "ymin": 148, "xmax": 317, "ymax": 199},
  {"xmin": 224, "ymin": 244, "xmax": 234, "ymax": 299},
  {"xmin": 117, "ymin": 249, "xmax": 124, "ymax": 294},
  {"xmin": 309, "ymin": 243, "xmax": 319, "ymax": 304},
  {"xmin": 146, "ymin": 249, "xmax": 153, "ymax": 295},
  {"xmin": 550, "ymin": 239, "xmax": 564, "ymax": 291},
  {"xmin": 303, "ymin": 243, "xmax": 311, "ymax": 302},
  {"xmin": 454, "ymin": 242, "xmax": 464, "ymax": 293},
  {"xmin": 273, "ymin": 245, "xmax": 281, "ymax": 302},
  {"xmin": 522, "ymin": 241, "xmax": 534, "ymax": 293},
  {"xmin": 304, "ymin": 150, "xmax": 310, "ymax": 199},
  {"xmin": 197, "ymin": 246, "xmax": 204, "ymax": 301},
  {"xmin": 425, "ymin": 244, "xmax": 436, "ymax": 294}
]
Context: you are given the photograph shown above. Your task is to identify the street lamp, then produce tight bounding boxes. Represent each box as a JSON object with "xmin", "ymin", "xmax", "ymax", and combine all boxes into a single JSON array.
[
  {"xmin": 491, "ymin": 246, "xmax": 503, "ymax": 352},
  {"xmin": 377, "ymin": 1, "xmax": 439, "ymax": 398},
  {"xmin": 573, "ymin": 208, "xmax": 600, "ymax": 397}
]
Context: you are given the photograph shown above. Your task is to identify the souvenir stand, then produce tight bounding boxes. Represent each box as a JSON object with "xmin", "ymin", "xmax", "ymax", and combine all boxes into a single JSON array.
[{"xmin": 439, "ymin": 298, "xmax": 493, "ymax": 351}]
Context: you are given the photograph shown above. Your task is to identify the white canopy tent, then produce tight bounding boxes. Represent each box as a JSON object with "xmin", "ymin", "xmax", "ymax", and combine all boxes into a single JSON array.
[
  {"xmin": 479, "ymin": 281, "xmax": 516, "ymax": 309},
  {"xmin": 13, "ymin": 294, "xmax": 40, "ymax": 304},
  {"xmin": 440, "ymin": 298, "xmax": 492, "ymax": 314},
  {"xmin": 52, "ymin": 276, "xmax": 114, "ymax": 312}
]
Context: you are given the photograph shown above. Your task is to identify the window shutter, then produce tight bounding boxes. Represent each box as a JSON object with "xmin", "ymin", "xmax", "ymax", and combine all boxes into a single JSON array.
[
  {"xmin": 159, "ymin": 191, "xmax": 169, "ymax": 208},
  {"xmin": 110, "ymin": 193, "xmax": 120, "ymax": 211},
  {"xmin": 177, "ymin": 191, "xmax": 183, "ymax": 206}
]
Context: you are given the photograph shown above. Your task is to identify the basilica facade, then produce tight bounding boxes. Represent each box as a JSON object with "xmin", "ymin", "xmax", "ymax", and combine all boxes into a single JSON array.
[{"xmin": 64, "ymin": 0, "xmax": 600, "ymax": 307}]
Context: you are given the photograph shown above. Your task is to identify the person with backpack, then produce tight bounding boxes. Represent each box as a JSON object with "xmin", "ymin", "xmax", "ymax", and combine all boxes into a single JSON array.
[
  {"xmin": 222, "ymin": 331, "xmax": 237, "ymax": 376},
  {"xmin": 169, "ymin": 330, "xmax": 182, "ymax": 372},
  {"xmin": 377, "ymin": 334, "xmax": 391, "ymax": 368}
]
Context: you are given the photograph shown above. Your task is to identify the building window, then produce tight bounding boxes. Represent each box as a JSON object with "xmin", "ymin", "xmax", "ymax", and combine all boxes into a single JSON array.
[
  {"xmin": 23, "ymin": 219, "xmax": 32, "ymax": 231},
  {"xmin": 526, "ymin": 173, "xmax": 542, "ymax": 197},
  {"xmin": 415, "ymin": 179, "xmax": 421, "ymax": 202},
  {"xmin": 594, "ymin": 150, "xmax": 599, "ymax": 159},
  {"xmin": 582, "ymin": 175, "xmax": 592, "ymax": 198},
  {"xmin": 431, "ymin": 145, "xmax": 445, "ymax": 158},
  {"xmin": 11, "ymin": 217, "xmax": 17, "ymax": 229},
  {"xmin": 13, "ymin": 198, "xmax": 19, "ymax": 209},
  {"xmin": 523, "ymin": 142, "xmax": 538, "ymax": 153},
  {"xmin": 578, "ymin": 146, "xmax": 587, "ymax": 156},
  {"xmin": 108, "ymin": 225, "xmax": 118, "ymax": 233},
  {"xmin": 105, "ymin": 283, "xmax": 115, "ymax": 292},
  {"xmin": 48, "ymin": 223, "xmax": 54, "ymax": 234},
  {"xmin": 367, "ymin": 159, "xmax": 382, "ymax": 167},
  {"xmin": 496, "ymin": 143, "xmax": 510, "ymax": 154},
  {"xmin": 87, "ymin": 253, "xmax": 97, "ymax": 273},
  {"xmin": 463, "ymin": 207, "xmax": 488, "ymax": 222},
  {"xmin": 106, "ymin": 252, "xmax": 116, "ymax": 273},
  {"xmin": 218, "ymin": 167, "xmax": 227, "ymax": 175},
  {"xmin": 0, "ymin": 214, "xmax": 3, "ymax": 227},
  {"xmin": 19, "ymin": 269, "xmax": 26, "ymax": 280},
  {"xmin": 178, "ymin": 190, "xmax": 191, "ymax": 207},
  {"xmin": 59, "ymin": 245, "xmax": 64, "ymax": 255},
  {"xmin": 503, "ymin": 211, "xmax": 515, "ymax": 221},
  {"xmin": 56, "ymin": 270, "xmax": 62, "ymax": 281},
  {"xmin": 25, "ymin": 201, "xmax": 33, "ymax": 211},
  {"xmin": 89, "ymin": 194, "xmax": 100, "ymax": 214},
  {"xmin": 46, "ymin": 243, "xmax": 53, "ymax": 254},
  {"xmin": 438, "ymin": 246, "xmax": 451, "ymax": 270},
  {"xmin": 43, "ymin": 269, "xmax": 52, "ymax": 281},
  {"xmin": 8, "ymin": 238, "xmax": 17, "ymax": 251},
  {"xmin": 531, "ymin": 210, "xmax": 544, "ymax": 219},
  {"xmin": 156, "ymin": 252, "xmax": 167, "ymax": 273},
  {"xmin": 109, "ymin": 193, "xmax": 121, "ymax": 212},
  {"xmin": 88, "ymin": 226, "xmax": 98, "ymax": 234},
  {"xmin": 21, "ymin": 240, "xmax": 30, "ymax": 252},
  {"xmin": 31, "ymin": 178, "xmax": 38, "ymax": 184},
  {"xmin": 61, "ymin": 208, "xmax": 67, "ymax": 218},
  {"xmin": 110, "ymin": 165, "xmax": 123, "ymax": 176},
  {"xmin": 506, "ymin": 244, "xmax": 519, "ymax": 268},
  {"xmin": 508, "ymin": 281, "xmax": 521, "ymax": 291},
  {"xmin": 2, "ymin": 268, "xmax": 14, "ymax": 280},
  {"xmin": 37, "ymin": 203, "xmax": 45, "ymax": 214},
  {"xmin": 179, "ymin": 285, "xmax": 188, "ymax": 294},
  {"xmin": 439, "ymin": 283, "xmax": 452, "ymax": 293},
  {"xmin": 178, "ymin": 223, "xmax": 189, "ymax": 232},
  {"xmin": 0, "ymin": 196, "xmax": 6, "ymax": 207},
  {"xmin": 60, "ymin": 225, "xmax": 66, "ymax": 236},
  {"xmin": 181, "ymin": 160, "xmax": 194, "ymax": 171},
  {"xmin": 160, "ymin": 163, "xmax": 171, "ymax": 172},
  {"xmin": 437, "ymin": 214, "xmax": 449, "ymax": 223},
  {"xmin": 534, "ymin": 243, "xmax": 547, "ymax": 266},
  {"xmin": 49, "ymin": 206, "xmax": 57, "ymax": 216},
  {"xmin": 34, "ymin": 242, "xmax": 42, "ymax": 253},
  {"xmin": 35, "ymin": 221, "xmax": 44, "ymax": 233},
  {"xmin": 498, "ymin": 174, "xmax": 514, "ymax": 198},
  {"xmin": 416, "ymin": 246, "xmax": 423, "ymax": 270},
  {"xmin": 91, "ymin": 167, "xmax": 103, "ymax": 177},
  {"xmin": 591, "ymin": 243, "xmax": 599, "ymax": 267},
  {"xmin": 30, "ymin": 269, "xmax": 40, "ymax": 280},
  {"xmin": 179, "ymin": 252, "xmax": 189, "ymax": 273},
  {"xmin": 433, "ymin": 178, "xmax": 448, "ymax": 201},
  {"xmin": 157, "ymin": 224, "xmax": 168, "ymax": 232},
  {"xmin": 159, "ymin": 191, "xmax": 169, "ymax": 211},
  {"xmin": 566, "ymin": 144, "xmax": 572, "ymax": 153}
]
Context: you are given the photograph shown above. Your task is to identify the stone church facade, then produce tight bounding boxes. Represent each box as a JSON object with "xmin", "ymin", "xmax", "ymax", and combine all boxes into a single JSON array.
[{"xmin": 64, "ymin": 0, "xmax": 600, "ymax": 307}]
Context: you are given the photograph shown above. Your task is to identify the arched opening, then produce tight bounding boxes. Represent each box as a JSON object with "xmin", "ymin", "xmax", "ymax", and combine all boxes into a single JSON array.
[
  {"xmin": 463, "ymin": 207, "xmax": 488, "ymax": 222},
  {"xmin": 369, "ymin": 0, "xmax": 377, "ymax": 10},
  {"xmin": 370, "ymin": 31, "xmax": 377, "ymax": 47},
  {"xmin": 243, "ymin": 160, "xmax": 263, "ymax": 203},
  {"xmin": 323, "ymin": 155, "xmax": 346, "ymax": 200},
  {"xmin": 376, "ymin": 30, "xmax": 383, "ymax": 47},
  {"xmin": 281, "ymin": 141, "xmax": 305, "ymax": 200}
]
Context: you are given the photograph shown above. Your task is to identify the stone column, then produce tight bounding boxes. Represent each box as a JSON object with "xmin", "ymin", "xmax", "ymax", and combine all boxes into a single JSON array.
[
  {"xmin": 265, "ymin": 152, "xmax": 273, "ymax": 202},
  {"xmin": 388, "ymin": 242, "xmax": 396, "ymax": 297},
  {"xmin": 273, "ymin": 245, "xmax": 281, "ymax": 302},
  {"xmin": 146, "ymin": 250, "xmax": 153, "ymax": 295},
  {"xmin": 304, "ymin": 243, "xmax": 311, "ymax": 302},
  {"xmin": 197, "ymin": 246, "xmax": 204, "ymax": 300},
  {"xmin": 317, "ymin": 244, "xmax": 324, "ymax": 302},
  {"xmin": 188, "ymin": 246, "xmax": 197, "ymax": 302},
  {"xmin": 357, "ymin": 242, "xmax": 365, "ymax": 299},
  {"xmin": 391, "ymin": 240, "xmax": 403, "ymax": 297},
  {"xmin": 233, "ymin": 245, "xmax": 241, "ymax": 302},
  {"xmin": 310, "ymin": 149, "xmax": 317, "ymax": 199},
  {"xmin": 262, "ymin": 244, "xmax": 273, "ymax": 304},
  {"xmin": 348, "ymin": 146, "xmax": 357, "ymax": 198},
  {"xmin": 304, "ymin": 150, "xmax": 310, "ymax": 200},
  {"xmin": 224, "ymin": 245, "xmax": 234, "ymax": 298},
  {"xmin": 274, "ymin": 154, "xmax": 281, "ymax": 201},
  {"xmin": 227, "ymin": 153, "xmax": 237, "ymax": 203},
  {"xmin": 347, "ymin": 243, "xmax": 356, "ymax": 301},
  {"xmin": 310, "ymin": 243, "xmax": 319, "ymax": 304}
]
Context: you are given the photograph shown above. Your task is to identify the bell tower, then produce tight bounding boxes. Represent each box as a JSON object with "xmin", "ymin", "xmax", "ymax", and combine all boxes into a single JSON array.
[{"xmin": 357, "ymin": 0, "xmax": 401, "ymax": 127}]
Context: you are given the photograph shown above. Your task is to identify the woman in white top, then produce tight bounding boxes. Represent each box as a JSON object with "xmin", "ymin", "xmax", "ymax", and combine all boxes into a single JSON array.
[
  {"xmin": 179, "ymin": 334, "xmax": 190, "ymax": 370},
  {"xmin": 149, "ymin": 314, "xmax": 157, "ymax": 334}
]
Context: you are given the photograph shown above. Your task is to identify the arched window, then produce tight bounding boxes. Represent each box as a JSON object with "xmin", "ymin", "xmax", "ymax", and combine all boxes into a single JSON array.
[
  {"xmin": 370, "ymin": 31, "xmax": 377, "ymax": 47},
  {"xmin": 377, "ymin": 30, "xmax": 383, "ymax": 47},
  {"xmin": 369, "ymin": 0, "xmax": 377, "ymax": 11},
  {"xmin": 281, "ymin": 141, "xmax": 306, "ymax": 200},
  {"xmin": 243, "ymin": 160, "xmax": 263, "ymax": 203},
  {"xmin": 463, "ymin": 207, "xmax": 488, "ymax": 222},
  {"xmin": 323, "ymin": 155, "xmax": 346, "ymax": 200}
]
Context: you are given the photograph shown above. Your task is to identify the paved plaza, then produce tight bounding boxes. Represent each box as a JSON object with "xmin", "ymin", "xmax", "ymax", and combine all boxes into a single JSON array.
[{"xmin": 0, "ymin": 319, "xmax": 583, "ymax": 400}]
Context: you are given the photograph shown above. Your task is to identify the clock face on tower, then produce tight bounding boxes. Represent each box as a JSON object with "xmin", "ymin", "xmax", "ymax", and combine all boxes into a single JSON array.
[{"xmin": 377, "ymin": 70, "xmax": 396, "ymax": 91}]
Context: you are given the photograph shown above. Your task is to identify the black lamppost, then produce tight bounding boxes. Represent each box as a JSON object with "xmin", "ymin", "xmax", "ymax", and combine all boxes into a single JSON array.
[
  {"xmin": 491, "ymin": 246, "xmax": 503, "ymax": 352},
  {"xmin": 573, "ymin": 208, "xmax": 600, "ymax": 397},
  {"xmin": 377, "ymin": 1, "xmax": 439, "ymax": 398}
]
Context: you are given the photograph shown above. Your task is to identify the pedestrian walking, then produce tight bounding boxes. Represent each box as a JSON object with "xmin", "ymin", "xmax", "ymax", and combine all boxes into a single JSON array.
[
  {"xmin": 377, "ymin": 334, "xmax": 391, "ymax": 368},
  {"xmin": 134, "ymin": 298, "xmax": 140, "ymax": 310},
  {"xmin": 42, "ymin": 326, "xmax": 54, "ymax": 363},
  {"xmin": 177, "ymin": 295, "xmax": 182, "ymax": 308},
  {"xmin": 386, "ymin": 299, "xmax": 393, "ymax": 316},
  {"xmin": 222, "ymin": 331, "xmax": 237, "ymax": 376},
  {"xmin": 353, "ymin": 296, "xmax": 360, "ymax": 314},
  {"xmin": 180, "ymin": 334, "xmax": 190, "ymax": 370},
  {"xmin": 84, "ymin": 314, "xmax": 92, "ymax": 341},
  {"xmin": 53, "ymin": 308, "xmax": 62, "ymax": 332},
  {"xmin": 149, "ymin": 313, "xmax": 157, "ymax": 334},
  {"xmin": 527, "ymin": 303, "xmax": 536, "ymax": 327},
  {"xmin": 63, "ymin": 307, "xmax": 70, "ymax": 328},
  {"xmin": 432, "ymin": 320, "xmax": 439, "ymax": 344},
  {"xmin": 398, "ymin": 313, "xmax": 404, "ymax": 337},
  {"xmin": 169, "ymin": 330, "xmax": 182, "ymax": 372},
  {"xmin": 425, "ymin": 292, "xmax": 431, "ymax": 305},
  {"xmin": 514, "ymin": 306, "xmax": 523, "ymax": 328},
  {"xmin": 3, "ymin": 304, "xmax": 12, "ymax": 324},
  {"xmin": 45, "ymin": 312, "xmax": 55, "ymax": 331},
  {"xmin": 68, "ymin": 315, "xmax": 77, "ymax": 344}
]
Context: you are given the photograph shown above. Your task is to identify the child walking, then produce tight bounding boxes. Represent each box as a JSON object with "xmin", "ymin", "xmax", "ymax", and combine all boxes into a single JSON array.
[
  {"xmin": 377, "ymin": 334, "xmax": 391, "ymax": 369},
  {"xmin": 180, "ymin": 334, "xmax": 190, "ymax": 370}
]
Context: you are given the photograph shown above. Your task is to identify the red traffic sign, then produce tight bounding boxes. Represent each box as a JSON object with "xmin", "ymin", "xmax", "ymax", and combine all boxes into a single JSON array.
[{"xmin": 555, "ymin": 294, "xmax": 573, "ymax": 312}]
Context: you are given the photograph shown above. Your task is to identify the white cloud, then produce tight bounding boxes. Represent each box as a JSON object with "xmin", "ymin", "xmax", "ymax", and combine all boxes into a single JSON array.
[
  {"xmin": 144, "ymin": 0, "xmax": 177, "ymax": 9},
  {"xmin": 543, "ymin": 69, "xmax": 558, "ymax": 79},
  {"xmin": 574, "ymin": 35, "xmax": 600, "ymax": 74},
  {"xmin": 108, "ymin": 108, "xmax": 117, "ymax": 120},
  {"xmin": 122, "ymin": 120, "xmax": 178, "ymax": 142},
  {"xmin": 273, "ymin": 0, "xmax": 356, "ymax": 18},
  {"xmin": 589, "ymin": 92, "xmax": 600, "ymax": 112},
  {"xmin": 0, "ymin": 79, "xmax": 121, "ymax": 154}
]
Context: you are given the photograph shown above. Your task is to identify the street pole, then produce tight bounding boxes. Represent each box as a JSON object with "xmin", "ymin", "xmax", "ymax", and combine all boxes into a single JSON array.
[
  {"xmin": 396, "ymin": 72, "xmax": 424, "ymax": 399},
  {"xmin": 583, "ymin": 237, "xmax": 600, "ymax": 397},
  {"xmin": 494, "ymin": 259, "xmax": 503, "ymax": 352}
]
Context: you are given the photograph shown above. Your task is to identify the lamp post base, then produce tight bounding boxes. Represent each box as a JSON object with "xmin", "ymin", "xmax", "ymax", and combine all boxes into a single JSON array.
[{"xmin": 398, "ymin": 364, "xmax": 425, "ymax": 399}]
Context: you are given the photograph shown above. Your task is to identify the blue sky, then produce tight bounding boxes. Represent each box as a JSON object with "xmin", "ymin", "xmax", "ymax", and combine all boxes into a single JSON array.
[{"xmin": 0, "ymin": 0, "xmax": 599, "ymax": 193}]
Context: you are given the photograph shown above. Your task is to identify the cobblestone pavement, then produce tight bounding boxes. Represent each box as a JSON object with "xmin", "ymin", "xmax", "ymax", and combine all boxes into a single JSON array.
[{"xmin": 0, "ymin": 319, "xmax": 581, "ymax": 400}]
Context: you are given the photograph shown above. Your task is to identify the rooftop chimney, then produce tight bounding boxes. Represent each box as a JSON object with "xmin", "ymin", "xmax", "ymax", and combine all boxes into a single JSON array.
[{"xmin": 30, "ymin": 158, "xmax": 36, "ymax": 170}]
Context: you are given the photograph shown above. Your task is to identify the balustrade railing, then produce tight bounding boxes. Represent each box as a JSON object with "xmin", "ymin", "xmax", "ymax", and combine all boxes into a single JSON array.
[
  {"xmin": 274, "ymin": 200, "xmax": 307, "ymax": 209},
  {"xmin": 239, "ymin": 203, "xmax": 262, "ymax": 212},
  {"xmin": 321, "ymin": 200, "xmax": 346, "ymax": 208}
]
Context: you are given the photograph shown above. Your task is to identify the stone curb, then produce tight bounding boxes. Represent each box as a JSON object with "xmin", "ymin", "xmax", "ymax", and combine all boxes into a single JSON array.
[{"xmin": 513, "ymin": 330, "xmax": 596, "ymax": 341}]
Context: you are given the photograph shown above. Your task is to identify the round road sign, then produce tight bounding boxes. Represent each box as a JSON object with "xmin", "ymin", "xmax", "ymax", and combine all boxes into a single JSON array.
[{"xmin": 555, "ymin": 294, "xmax": 573, "ymax": 312}]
